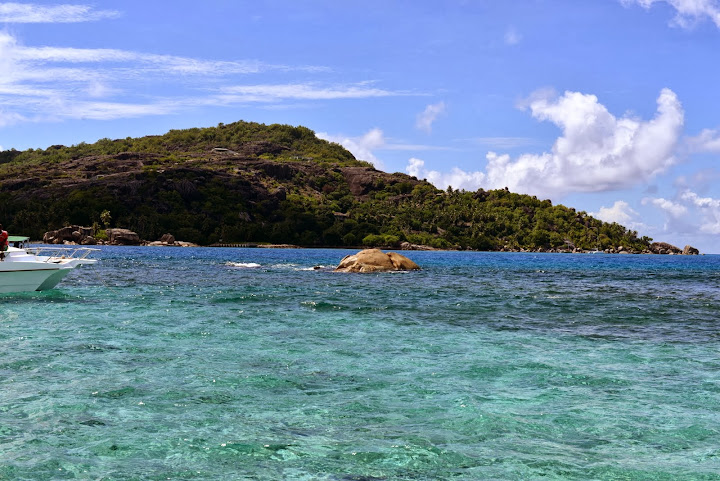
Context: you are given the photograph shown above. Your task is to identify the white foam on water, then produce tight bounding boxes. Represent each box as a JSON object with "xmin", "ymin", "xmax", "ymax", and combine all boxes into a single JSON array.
[{"xmin": 226, "ymin": 262, "xmax": 262, "ymax": 268}]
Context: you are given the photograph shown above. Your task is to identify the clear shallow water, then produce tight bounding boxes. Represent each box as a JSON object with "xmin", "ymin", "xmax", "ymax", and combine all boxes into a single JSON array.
[{"xmin": 1, "ymin": 247, "xmax": 719, "ymax": 480}]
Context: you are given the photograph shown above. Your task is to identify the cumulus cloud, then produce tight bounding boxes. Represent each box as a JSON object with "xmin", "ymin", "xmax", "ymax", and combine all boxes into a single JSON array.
[
  {"xmin": 316, "ymin": 128, "xmax": 387, "ymax": 169},
  {"xmin": 0, "ymin": 2, "xmax": 120, "ymax": 23},
  {"xmin": 686, "ymin": 128, "xmax": 720, "ymax": 152},
  {"xmin": 621, "ymin": 0, "xmax": 720, "ymax": 28},
  {"xmin": 591, "ymin": 200, "xmax": 645, "ymax": 230},
  {"xmin": 406, "ymin": 157, "xmax": 485, "ymax": 191},
  {"xmin": 639, "ymin": 189, "xmax": 720, "ymax": 252},
  {"xmin": 642, "ymin": 196, "xmax": 688, "ymax": 217},
  {"xmin": 679, "ymin": 191, "xmax": 720, "ymax": 233},
  {"xmin": 483, "ymin": 88, "xmax": 683, "ymax": 198},
  {"xmin": 415, "ymin": 101, "xmax": 446, "ymax": 133},
  {"xmin": 642, "ymin": 189, "xmax": 720, "ymax": 240},
  {"xmin": 405, "ymin": 89, "xmax": 684, "ymax": 202}
]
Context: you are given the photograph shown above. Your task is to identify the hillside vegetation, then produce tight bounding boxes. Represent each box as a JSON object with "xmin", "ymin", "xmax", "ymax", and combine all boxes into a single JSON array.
[{"xmin": 0, "ymin": 120, "xmax": 652, "ymax": 252}]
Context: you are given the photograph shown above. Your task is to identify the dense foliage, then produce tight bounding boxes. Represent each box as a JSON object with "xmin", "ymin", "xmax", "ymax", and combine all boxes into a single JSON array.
[
  {"xmin": 0, "ymin": 121, "xmax": 358, "ymax": 167},
  {"xmin": 0, "ymin": 120, "xmax": 652, "ymax": 251}
]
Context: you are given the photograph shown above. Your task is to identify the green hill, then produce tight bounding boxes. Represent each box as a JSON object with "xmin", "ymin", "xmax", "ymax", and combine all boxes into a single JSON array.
[{"xmin": 0, "ymin": 120, "xmax": 652, "ymax": 252}]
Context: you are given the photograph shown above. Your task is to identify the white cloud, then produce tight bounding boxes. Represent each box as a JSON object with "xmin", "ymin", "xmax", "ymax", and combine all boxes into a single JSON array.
[
  {"xmin": 57, "ymin": 100, "xmax": 180, "ymax": 120},
  {"xmin": 642, "ymin": 189, "xmax": 720, "ymax": 243},
  {"xmin": 0, "ymin": 30, "xmax": 405, "ymax": 125},
  {"xmin": 219, "ymin": 82, "xmax": 403, "ymax": 102},
  {"xmin": 404, "ymin": 89, "xmax": 684, "ymax": 204},
  {"xmin": 8, "ymin": 41, "xmax": 268, "ymax": 76},
  {"xmin": 591, "ymin": 200, "xmax": 642, "ymax": 228},
  {"xmin": 316, "ymin": 128, "xmax": 456, "ymax": 169},
  {"xmin": 622, "ymin": 0, "xmax": 720, "ymax": 28},
  {"xmin": 0, "ymin": 110, "xmax": 27, "ymax": 127},
  {"xmin": 481, "ymin": 88, "xmax": 683, "ymax": 198},
  {"xmin": 680, "ymin": 191, "xmax": 720, "ymax": 233},
  {"xmin": 406, "ymin": 157, "xmax": 485, "ymax": 191},
  {"xmin": 0, "ymin": 2, "xmax": 120, "ymax": 23},
  {"xmin": 686, "ymin": 128, "xmax": 720, "ymax": 152},
  {"xmin": 316, "ymin": 128, "xmax": 387, "ymax": 169},
  {"xmin": 504, "ymin": 27, "xmax": 522, "ymax": 45},
  {"xmin": 468, "ymin": 136, "xmax": 536, "ymax": 149},
  {"xmin": 415, "ymin": 101, "xmax": 447, "ymax": 133},
  {"xmin": 380, "ymin": 143, "xmax": 454, "ymax": 152},
  {"xmin": 642, "ymin": 196, "xmax": 688, "ymax": 217}
]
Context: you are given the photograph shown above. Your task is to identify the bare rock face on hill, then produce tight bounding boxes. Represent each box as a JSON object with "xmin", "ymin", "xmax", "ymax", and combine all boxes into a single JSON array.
[{"xmin": 335, "ymin": 248, "xmax": 421, "ymax": 273}]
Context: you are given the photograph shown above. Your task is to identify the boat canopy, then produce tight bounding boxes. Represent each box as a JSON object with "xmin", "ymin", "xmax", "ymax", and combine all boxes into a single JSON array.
[{"xmin": 8, "ymin": 236, "xmax": 30, "ymax": 248}]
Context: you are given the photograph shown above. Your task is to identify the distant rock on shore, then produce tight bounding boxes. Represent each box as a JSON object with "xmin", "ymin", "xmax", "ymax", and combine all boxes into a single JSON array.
[
  {"xmin": 399, "ymin": 241, "xmax": 437, "ymax": 251},
  {"xmin": 144, "ymin": 233, "xmax": 198, "ymax": 247},
  {"xmin": 42, "ymin": 227, "xmax": 202, "ymax": 247},
  {"xmin": 682, "ymin": 245, "xmax": 700, "ymax": 255},
  {"xmin": 648, "ymin": 242, "xmax": 700, "ymax": 255},
  {"xmin": 105, "ymin": 228, "xmax": 141, "ymax": 246},
  {"xmin": 335, "ymin": 248, "xmax": 421, "ymax": 273},
  {"xmin": 43, "ymin": 225, "xmax": 97, "ymax": 245}
]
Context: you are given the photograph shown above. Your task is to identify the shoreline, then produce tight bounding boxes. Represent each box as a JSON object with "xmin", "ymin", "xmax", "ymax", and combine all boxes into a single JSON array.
[{"xmin": 28, "ymin": 240, "xmax": 706, "ymax": 255}]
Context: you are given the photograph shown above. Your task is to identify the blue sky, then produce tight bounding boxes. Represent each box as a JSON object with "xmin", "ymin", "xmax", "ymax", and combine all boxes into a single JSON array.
[{"xmin": 1, "ymin": 1, "xmax": 719, "ymax": 253}]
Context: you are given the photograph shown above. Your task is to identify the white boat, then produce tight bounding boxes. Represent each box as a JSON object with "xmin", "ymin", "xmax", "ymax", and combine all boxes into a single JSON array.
[{"xmin": 0, "ymin": 237, "xmax": 98, "ymax": 294}]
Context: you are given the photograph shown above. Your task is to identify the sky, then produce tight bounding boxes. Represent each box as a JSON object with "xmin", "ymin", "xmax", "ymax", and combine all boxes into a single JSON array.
[{"xmin": 0, "ymin": 1, "xmax": 719, "ymax": 253}]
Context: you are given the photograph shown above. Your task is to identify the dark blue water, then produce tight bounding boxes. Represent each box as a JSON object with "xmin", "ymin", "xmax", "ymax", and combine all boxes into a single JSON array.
[{"xmin": 1, "ymin": 247, "xmax": 719, "ymax": 480}]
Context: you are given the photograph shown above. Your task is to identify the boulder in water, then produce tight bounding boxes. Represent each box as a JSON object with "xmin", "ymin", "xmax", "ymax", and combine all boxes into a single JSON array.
[{"xmin": 335, "ymin": 249, "xmax": 420, "ymax": 273}]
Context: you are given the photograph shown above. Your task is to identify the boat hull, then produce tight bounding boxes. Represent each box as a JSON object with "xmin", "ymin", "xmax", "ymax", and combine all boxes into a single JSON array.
[
  {"xmin": 0, "ymin": 265, "xmax": 66, "ymax": 293},
  {"xmin": 0, "ymin": 244, "xmax": 98, "ymax": 294}
]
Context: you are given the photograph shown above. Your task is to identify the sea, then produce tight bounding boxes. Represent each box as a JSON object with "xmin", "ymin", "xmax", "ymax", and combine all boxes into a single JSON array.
[{"xmin": 1, "ymin": 246, "xmax": 719, "ymax": 481}]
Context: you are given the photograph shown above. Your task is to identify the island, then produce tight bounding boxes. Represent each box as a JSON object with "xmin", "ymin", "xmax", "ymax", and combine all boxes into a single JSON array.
[{"xmin": 0, "ymin": 120, "xmax": 699, "ymax": 254}]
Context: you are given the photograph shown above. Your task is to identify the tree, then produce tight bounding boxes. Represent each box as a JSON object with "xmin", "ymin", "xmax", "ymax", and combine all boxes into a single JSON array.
[{"xmin": 100, "ymin": 210, "xmax": 112, "ymax": 228}]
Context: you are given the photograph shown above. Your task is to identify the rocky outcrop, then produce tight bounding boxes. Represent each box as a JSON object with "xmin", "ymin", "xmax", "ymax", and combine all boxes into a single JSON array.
[
  {"xmin": 649, "ymin": 242, "xmax": 682, "ymax": 255},
  {"xmin": 106, "ymin": 228, "xmax": 141, "ymax": 246},
  {"xmin": 43, "ymin": 225, "xmax": 95, "ymax": 245},
  {"xmin": 145, "ymin": 233, "xmax": 199, "ymax": 247},
  {"xmin": 400, "ymin": 241, "xmax": 437, "ymax": 251},
  {"xmin": 682, "ymin": 245, "xmax": 700, "ymax": 255},
  {"xmin": 340, "ymin": 166, "xmax": 420, "ymax": 198},
  {"xmin": 335, "ymin": 248, "xmax": 421, "ymax": 273}
]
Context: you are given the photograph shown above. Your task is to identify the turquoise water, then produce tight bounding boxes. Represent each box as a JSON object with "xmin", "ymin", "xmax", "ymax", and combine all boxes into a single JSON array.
[{"xmin": 1, "ymin": 247, "xmax": 719, "ymax": 480}]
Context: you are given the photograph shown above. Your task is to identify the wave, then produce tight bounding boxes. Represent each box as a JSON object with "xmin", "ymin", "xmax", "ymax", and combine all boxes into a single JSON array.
[
  {"xmin": 225, "ymin": 261, "xmax": 331, "ymax": 271},
  {"xmin": 226, "ymin": 262, "xmax": 262, "ymax": 268}
]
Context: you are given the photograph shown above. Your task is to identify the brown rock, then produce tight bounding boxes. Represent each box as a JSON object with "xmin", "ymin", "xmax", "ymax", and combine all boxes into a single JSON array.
[
  {"xmin": 43, "ymin": 225, "xmax": 95, "ymax": 244},
  {"xmin": 387, "ymin": 252, "xmax": 421, "ymax": 270},
  {"xmin": 106, "ymin": 228, "xmax": 141, "ymax": 245},
  {"xmin": 682, "ymin": 245, "xmax": 700, "ymax": 255},
  {"xmin": 159, "ymin": 233, "xmax": 176, "ymax": 245},
  {"xmin": 335, "ymin": 248, "xmax": 421, "ymax": 273},
  {"xmin": 649, "ymin": 242, "xmax": 682, "ymax": 255}
]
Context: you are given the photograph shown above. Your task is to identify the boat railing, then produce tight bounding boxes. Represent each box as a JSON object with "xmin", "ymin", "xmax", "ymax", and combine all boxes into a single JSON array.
[{"xmin": 25, "ymin": 246, "xmax": 100, "ymax": 262}]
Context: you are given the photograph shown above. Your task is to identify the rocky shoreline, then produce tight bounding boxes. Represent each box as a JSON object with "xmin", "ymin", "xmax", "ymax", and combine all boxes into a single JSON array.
[
  {"xmin": 42, "ymin": 226, "xmax": 198, "ymax": 247},
  {"xmin": 40, "ymin": 225, "xmax": 701, "ymax": 255},
  {"xmin": 398, "ymin": 240, "xmax": 701, "ymax": 255}
]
